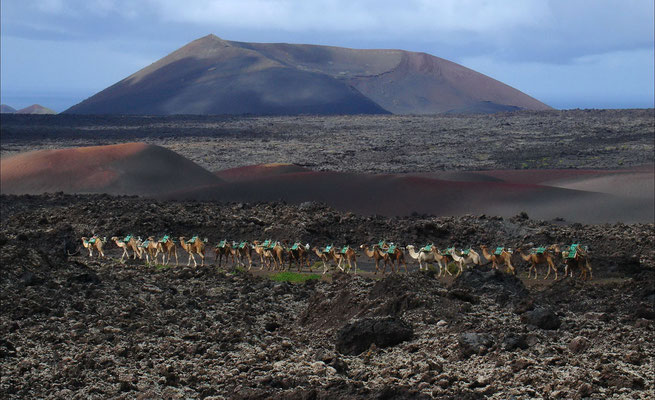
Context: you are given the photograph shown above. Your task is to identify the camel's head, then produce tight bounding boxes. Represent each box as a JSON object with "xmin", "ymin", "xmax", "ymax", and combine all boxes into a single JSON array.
[
  {"xmin": 480, "ymin": 245, "xmax": 488, "ymax": 250},
  {"xmin": 111, "ymin": 236, "xmax": 119, "ymax": 241},
  {"xmin": 406, "ymin": 245, "xmax": 414, "ymax": 250},
  {"xmin": 179, "ymin": 236, "xmax": 186, "ymax": 241},
  {"xmin": 359, "ymin": 244, "xmax": 366, "ymax": 249}
]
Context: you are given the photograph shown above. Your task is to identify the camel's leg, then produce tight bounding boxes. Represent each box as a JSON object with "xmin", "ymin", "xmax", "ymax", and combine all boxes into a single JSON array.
[
  {"xmin": 402, "ymin": 258, "xmax": 408, "ymax": 274},
  {"xmin": 322, "ymin": 259, "xmax": 328, "ymax": 275}
]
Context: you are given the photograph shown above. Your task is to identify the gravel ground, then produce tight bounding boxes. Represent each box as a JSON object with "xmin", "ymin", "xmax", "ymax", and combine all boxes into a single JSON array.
[
  {"xmin": 1, "ymin": 193, "xmax": 653, "ymax": 399},
  {"xmin": 1, "ymin": 109, "xmax": 653, "ymax": 173}
]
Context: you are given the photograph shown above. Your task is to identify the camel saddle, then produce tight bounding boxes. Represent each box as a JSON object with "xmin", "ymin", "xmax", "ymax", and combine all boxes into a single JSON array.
[
  {"xmin": 378, "ymin": 240, "xmax": 388, "ymax": 249},
  {"xmin": 123, "ymin": 235, "xmax": 133, "ymax": 243},
  {"xmin": 238, "ymin": 242, "xmax": 248, "ymax": 249},
  {"xmin": 386, "ymin": 245, "xmax": 397, "ymax": 254},
  {"xmin": 567, "ymin": 244, "xmax": 587, "ymax": 258},
  {"xmin": 140, "ymin": 240, "xmax": 150, "ymax": 248},
  {"xmin": 531, "ymin": 247, "xmax": 547, "ymax": 255},
  {"xmin": 323, "ymin": 245, "xmax": 333, "ymax": 253},
  {"xmin": 159, "ymin": 235, "xmax": 170, "ymax": 243},
  {"xmin": 217, "ymin": 240, "xmax": 227, "ymax": 248},
  {"xmin": 86, "ymin": 237, "xmax": 97, "ymax": 245},
  {"xmin": 189, "ymin": 236, "xmax": 199, "ymax": 244},
  {"xmin": 420, "ymin": 244, "xmax": 433, "ymax": 253},
  {"xmin": 439, "ymin": 247, "xmax": 454, "ymax": 256},
  {"xmin": 341, "ymin": 246, "xmax": 350, "ymax": 254},
  {"xmin": 261, "ymin": 239, "xmax": 273, "ymax": 249},
  {"xmin": 290, "ymin": 243, "xmax": 300, "ymax": 251},
  {"xmin": 494, "ymin": 247, "xmax": 505, "ymax": 256},
  {"xmin": 461, "ymin": 248, "xmax": 471, "ymax": 256}
]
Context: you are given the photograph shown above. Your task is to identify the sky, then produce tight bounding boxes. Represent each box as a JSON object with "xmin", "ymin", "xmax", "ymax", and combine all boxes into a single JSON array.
[{"xmin": 1, "ymin": 0, "xmax": 653, "ymax": 112}]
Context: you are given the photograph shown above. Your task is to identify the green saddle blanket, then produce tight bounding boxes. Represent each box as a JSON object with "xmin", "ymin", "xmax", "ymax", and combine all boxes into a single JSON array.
[
  {"xmin": 323, "ymin": 245, "xmax": 333, "ymax": 253},
  {"xmin": 217, "ymin": 240, "xmax": 227, "ymax": 248},
  {"xmin": 420, "ymin": 244, "xmax": 433, "ymax": 253},
  {"xmin": 567, "ymin": 244, "xmax": 586, "ymax": 259},
  {"xmin": 532, "ymin": 247, "xmax": 546, "ymax": 255},
  {"xmin": 461, "ymin": 248, "xmax": 471, "ymax": 256},
  {"xmin": 494, "ymin": 247, "xmax": 504, "ymax": 256},
  {"xmin": 140, "ymin": 240, "xmax": 150, "ymax": 248},
  {"xmin": 239, "ymin": 242, "xmax": 248, "ymax": 249},
  {"xmin": 123, "ymin": 235, "xmax": 132, "ymax": 243},
  {"xmin": 387, "ymin": 245, "xmax": 397, "ymax": 254},
  {"xmin": 159, "ymin": 235, "xmax": 170, "ymax": 243},
  {"xmin": 291, "ymin": 243, "xmax": 300, "ymax": 251},
  {"xmin": 341, "ymin": 246, "xmax": 350, "ymax": 254},
  {"xmin": 440, "ymin": 247, "xmax": 454, "ymax": 256}
]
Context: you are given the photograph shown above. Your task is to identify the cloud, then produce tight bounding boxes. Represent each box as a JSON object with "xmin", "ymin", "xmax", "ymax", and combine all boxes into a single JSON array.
[{"xmin": 461, "ymin": 48, "xmax": 655, "ymax": 109}]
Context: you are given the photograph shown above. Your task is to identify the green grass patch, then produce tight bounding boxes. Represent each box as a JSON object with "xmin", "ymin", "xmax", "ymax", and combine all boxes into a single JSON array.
[
  {"xmin": 269, "ymin": 271, "xmax": 321, "ymax": 283},
  {"xmin": 152, "ymin": 264, "xmax": 170, "ymax": 271}
]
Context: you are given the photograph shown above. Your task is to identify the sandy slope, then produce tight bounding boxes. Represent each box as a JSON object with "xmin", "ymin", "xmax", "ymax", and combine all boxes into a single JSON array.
[
  {"xmin": 0, "ymin": 143, "xmax": 221, "ymax": 196},
  {"xmin": 2, "ymin": 144, "xmax": 651, "ymax": 223}
]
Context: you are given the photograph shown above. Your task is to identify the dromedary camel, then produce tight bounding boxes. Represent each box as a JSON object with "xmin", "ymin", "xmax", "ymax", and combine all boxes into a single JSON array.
[
  {"xmin": 359, "ymin": 244, "xmax": 388, "ymax": 275},
  {"xmin": 311, "ymin": 246, "xmax": 333, "ymax": 274},
  {"xmin": 179, "ymin": 236, "xmax": 207, "ymax": 267},
  {"xmin": 253, "ymin": 240, "xmax": 277, "ymax": 270},
  {"xmin": 552, "ymin": 244, "xmax": 592, "ymax": 280},
  {"xmin": 372, "ymin": 244, "xmax": 397, "ymax": 274},
  {"xmin": 406, "ymin": 245, "xmax": 445, "ymax": 275},
  {"xmin": 516, "ymin": 246, "xmax": 558, "ymax": 280},
  {"xmin": 111, "ymin": 236, "xmax": 130, "ymax": 261},
  {"xmin": 234, "ymin": 241, "xmax": 253, "ymax": 270},
  {"xmin": 82, "ymin": 236, "xmax": 106, "ymax": 258},
  {"xmin": 445, "ymin": 248, "xmax": 466, "ymax": 277},
  {"xmin": 451, "ymin": 248, "xmax": 482, "ymax": 267},
  {"xmin": 331, "ymin": 245, "xmax": 358, "ymax": 274},
  {"xmin": 157, "ymin": 235, "xmax": 178, "ymax": 266},
  {"xmin": 214, "ymin": 240, "xmax": 235, "ymax": 268},
  {"xmin": 480, "ymin": 245, "xmax": 515, "ymax": 275},
  {"xmin": 286, "ymin": 242, "xmax": 311, "ymax": 272},
  {"xmin": 111, "ymin": 235, "xmax": 142, "ymax": 261},
  {"xmin": 141, "ymin": 236, "xmax": 160, "ymax": 265}
]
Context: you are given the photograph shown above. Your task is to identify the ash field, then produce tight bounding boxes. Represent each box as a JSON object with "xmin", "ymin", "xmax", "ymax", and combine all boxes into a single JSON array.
[{"xmin": 1, "ymin": 109, "xmax": 654, "ymax": 399}]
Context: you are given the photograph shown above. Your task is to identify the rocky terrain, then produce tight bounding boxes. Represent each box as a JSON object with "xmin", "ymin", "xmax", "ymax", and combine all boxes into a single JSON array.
[
  {"xmin": 1, "ymin": 193, "xmax": 653, "ymax": 399},
  {"xmin": 1, "ymin": 109, "xmax": 652, "ymax": 173}
]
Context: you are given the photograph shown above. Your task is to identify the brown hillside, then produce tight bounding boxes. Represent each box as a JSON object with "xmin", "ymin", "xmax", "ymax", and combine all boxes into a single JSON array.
[
  {"xmin": 64, "ymin": 34, "xmax": 551, "ymax": 115},
  {"xmin": 0, "ymin": 143, "xmax": 221, "ymax": 196},
  {"xmin": 16, "ymin": 104, "xmax": 56, "ymax": 115}
]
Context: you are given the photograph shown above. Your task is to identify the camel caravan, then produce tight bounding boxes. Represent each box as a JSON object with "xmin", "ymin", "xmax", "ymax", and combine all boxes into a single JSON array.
[{"xmin": 79, "ymin": 234, "xmax": 593, "ymax": 280}]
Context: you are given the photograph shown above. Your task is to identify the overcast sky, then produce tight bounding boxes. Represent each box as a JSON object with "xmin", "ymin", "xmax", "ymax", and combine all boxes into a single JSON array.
[{"xmin": 1, "ymin": 0, "xmax": 653, "ymax": 112}]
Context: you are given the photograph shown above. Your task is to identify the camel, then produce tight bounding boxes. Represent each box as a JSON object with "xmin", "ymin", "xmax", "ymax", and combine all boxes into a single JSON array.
[
  {"xmin": 372, "ymin": 244, "xmax": 396, "ymax": 274},
  {"xmin": 179, "ymin": 236, "xmax": 207, "ymax": 267},
  {"xmin": 111, "ymin": 235, "xmax": 142, "ymax": 261},
  {"xmin": 156, "ymin": 235, "xmax": 178, "ymax": 266},
  {"xmin": 445, "ymin": 248, "xmax": 466, "ymax": 277},
  {"xmin": 451, "ymin": 248, "xmax": 482, "ymax": 270},
  {"xmin": 234, "ymin": 241, "xmax": 253, "ymax": 270},
  {"xmin": 214, "ymin": 240, "xmax": 235, "ymax": 268},
  {"xmin": 516, "ymin": 246, "xmax": 558, "ymax": 280},
  {"xmin": 406, "ymin": 244, "xmax": 445, "ymax": 274},
  {"xmin": 359, "ymin": 244, "xmax": 387, "ymax": 274},
  {"xmin": 111, "ymin": 236, "xmax": 130, "ymax": 261},
  {"xmin": 141, "ymin": 236, "xmax": 160, "ymax": 265},
  {"xmin": 480, "ymin": 245, "xmax": 515, "ymax": 275},
  {"xmin": 335, "ymin": 245, "xmax": 358, "ymax": 274},
  {"xmin": 436, "ymin": 247, "xmax": 460, "ymax": 276},
  {"xmin": 253, "ymin": 240, "xmax": 277, "ymax": 270},
  {"xmin": 81, "ymin": 236, "xmax": 106, "ymax": 258},
  {"xmin": 311, "ymin": 246, "xmax": 333, "ymax": 274},
  {"xmin": 286, "ymin": 242, "xmax": 311, "ymax": 272},
  {"xmin": 552, "ymin": 244, "xmax": 592, "ymax": 280},
  {"xmin": 269, "ymin": 242, "xmax": 285, "ymax": 271}
]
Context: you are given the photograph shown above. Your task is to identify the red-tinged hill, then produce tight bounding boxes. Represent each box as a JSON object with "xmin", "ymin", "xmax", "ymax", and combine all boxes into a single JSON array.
[
  {"xmin": 15, "ymin": 104, "xmax": 56, "ymax": 114},
  {"xmin": 64, "ymin": 34, "xmax": 551, "ymax": 115},
  {"xmin": 172, "ymin": 166, "xmax": 654, "ymax": 224},
  {"xmin": 0, "ymin": 143, "xmax": 221, "ymax": 196}
]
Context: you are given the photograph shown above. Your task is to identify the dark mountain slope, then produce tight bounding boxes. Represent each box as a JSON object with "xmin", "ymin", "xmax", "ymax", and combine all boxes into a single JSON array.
[{"xmin": 65, "ymin": 35, "xmax": 550, "ymax": 115}]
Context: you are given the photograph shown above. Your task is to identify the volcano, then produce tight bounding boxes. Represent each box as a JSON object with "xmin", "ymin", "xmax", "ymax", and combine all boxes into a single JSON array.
[{"xmin": 65, "ymin": 34, "xmax": 551, "ymax": 115}]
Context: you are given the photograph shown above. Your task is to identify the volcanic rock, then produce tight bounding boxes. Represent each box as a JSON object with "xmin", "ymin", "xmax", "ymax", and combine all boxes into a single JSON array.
[{"xmin": 335, "ymin": 316, "xmax": 413, "ymax": 355}]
